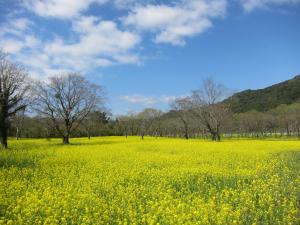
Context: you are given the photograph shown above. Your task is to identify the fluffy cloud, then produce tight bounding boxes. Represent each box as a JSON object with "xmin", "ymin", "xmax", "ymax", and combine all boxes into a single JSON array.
[
  {"xmin": 120, "ymin": 95, "xmax": 157, "ymax": 105},
  {"xmin": 0, "ymin": 39, "xmax": 24, "ymax": 54},
  {"xmin": 0, "ymin": 15, "xmax": 140, "ymax": 77},
  {"xmin": 120, "ymin": 94, "xmax": 178, "ymax": 105},
  {"xmin": 23, "ymin": 0, "xmax": 108, "ymax": 19},
  {"xmin": 114, "ymin": 0, "xmax": 138, "ymax": 8},
  {"xmin": 44, "ymin": 16, "xmax": 140, "ymax": 70},
  {"xmin": 241, "ymin": 0, "xmax": 300, "ymax": 11},
  {"xmin": 0, "ymin": 17, "xmax": 40, "ymax": 54},
  {"xmin": 0, "ymin": 18, "xmax": 32, "ymax": 36},
  {"xmin": 22, "ymin": 0, "xmax": 152, "ymax": 18},
  {"xmin": 124, "ymin": 0, "xmax": 227, "ymax": 46},
  {"xmin": 3, "ymin": 0, "xmax": 298, "ymax": 79}
]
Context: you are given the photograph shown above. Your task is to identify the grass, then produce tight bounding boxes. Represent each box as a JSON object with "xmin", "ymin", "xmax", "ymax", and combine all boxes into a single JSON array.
[{"xmin": 0, "ymin": 137, "xmax": 299, "ymax": 224}]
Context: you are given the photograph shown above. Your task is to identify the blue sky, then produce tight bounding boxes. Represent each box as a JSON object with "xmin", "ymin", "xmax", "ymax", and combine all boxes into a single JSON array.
[{"xmin": 0, "ymin": 0, "xmax": 299, "ymax": 115}]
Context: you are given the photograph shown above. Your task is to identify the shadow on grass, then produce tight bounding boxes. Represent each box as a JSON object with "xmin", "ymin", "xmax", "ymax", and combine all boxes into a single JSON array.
[
  {"xmin": 170, "ymin": 150, "xmax": 300, "ymax": 200},
  {"xmin": 0, "ymin": 156, "xmax": 35, "ymax": 169},
  {"xmin": 270, "ymin": 150, "xmax": 300, "ymax": 174},
  {"xmin": 0, "ymin": 150, "xmax": 48, "ymax": 169},
  {"xmin": 52, "ymin": 140, "xmax": 125, "ymax": 147}
]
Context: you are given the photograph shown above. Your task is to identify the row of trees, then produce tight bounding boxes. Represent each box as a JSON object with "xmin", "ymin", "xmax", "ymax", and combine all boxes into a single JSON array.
[
  {"xmin": 231, "ymin": 104, "xmax": 300, "ymax": 137},
  {"xmin": 118, "ymin": 79, "xmax": 229, "ymax": 141},
  {"xmin": 10, "ymin": 110, "xmax": 113, "ymax": 140},
  {"xmin": 8, "ymin": 101, "xmax": 300, "ymax": 142},
  {"xmin": 117, "ymin": 103, "xmax": 300, "ymax": 140}
]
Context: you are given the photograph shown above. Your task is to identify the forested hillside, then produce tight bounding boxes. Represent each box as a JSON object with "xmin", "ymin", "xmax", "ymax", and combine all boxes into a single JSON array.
[{"xmin": 227, "ymin": 75, "xmax": 300, "ymax": 113}]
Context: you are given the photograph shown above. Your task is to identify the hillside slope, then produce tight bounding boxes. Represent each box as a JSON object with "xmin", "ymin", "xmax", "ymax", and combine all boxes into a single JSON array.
[{"xmin": 226, "ymin": 75, "xmax": 300, "ymax": 113}]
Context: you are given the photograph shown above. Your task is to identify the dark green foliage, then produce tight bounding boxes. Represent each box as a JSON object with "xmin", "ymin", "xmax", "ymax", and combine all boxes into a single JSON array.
[{"xmin": 226, "ymin": 75, "xmax": 300, "ymax": 113}]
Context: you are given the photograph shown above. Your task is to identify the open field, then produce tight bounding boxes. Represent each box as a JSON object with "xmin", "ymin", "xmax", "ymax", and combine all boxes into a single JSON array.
[{"xmin": 0, "ymin": 137, "xmax": 299, "ymax": 224}]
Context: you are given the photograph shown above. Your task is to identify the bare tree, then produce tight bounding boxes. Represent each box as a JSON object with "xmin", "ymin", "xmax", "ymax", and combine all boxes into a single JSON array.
[
  {"xmin": 288, "ymin": 103, "xmax": 300, "ymax": 138},
  {"xmin": 0, "ymin": 51, "xmax": 29, "ymax": 148},
  {"xmin": 170, "ymin": 97, "xmax": 192, "ymax": 139},
  {"xmin": 118, "ymin": 115, "xmax": 133, "ymax": 138},
  {"xmin": 191, "ymin": 78, "xmax": 229, "ymax": 141},
  {"xmin": 12, "ymin": 108, "xmax": 26, "ymax": 140},
  {"xmin": 81, "ymin": 110, "xmax": 110, "ymax": 139},
  {"xmin": 137, "ymin": 108, "xmax": 163, "ymax": 140},
  {"xmin": 275, "ymin": 104, "xmax": 294, "ymax": 136},
  {"xmin": 34, "ymin": 73, "xmax": 104, "ymax": 144},
  {"xmin": 117, "ymin": 111, "xmax": 141, "ymax": 137}
]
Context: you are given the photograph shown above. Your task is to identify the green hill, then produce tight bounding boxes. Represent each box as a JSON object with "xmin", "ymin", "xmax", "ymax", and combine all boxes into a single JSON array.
[{"xmin": 226, "ymin": 75, "xmax": 300, "ymax": 113}]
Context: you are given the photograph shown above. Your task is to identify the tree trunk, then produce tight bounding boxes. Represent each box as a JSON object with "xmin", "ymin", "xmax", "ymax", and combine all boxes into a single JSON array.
[
  {"xmin": 296, "ymin": 123, "xmax": 300, "ymax": 138},
  {"xmin": 216, "ymin": 126, "xmax": 221, "ymax": 141},
  {"xmin": 211, "ymin": 133, "xmax": 218, "ymax": 141},
  {"xmin": 182, "ymin": 121, "xmax": 189, "ymax": 140},
  {"xmin": 286, "ymin": 124, "xmax": 290, "ymax": 136},
  {"xmin": 211, "ymin": 132, "xmax": 221, "ymax": 141},
  {"xmin": 16, "ymin": 127, "xmax": 20, "ymax": 140},
  {"xmin": 184, "ymin": 125, "xmax": 189, "ymax": 140},
  {"xmin": 0, "ymin": 121, "xmax": 8, "ymax": 149},
  {"xmin": 63, "ymin": 120, "xmax": 71, "ymax": 144},
  {"xmin": 87, "ymin": 130, "xmax": 91, "ymax": 140},
  {"xmin": 63, "ymin": 135, "xmax": 69, "ymax": 144},
  {"xmin": 0, "ymin": 105, "xmax": 9, "ymax": 148},
  {"xmin": 211, "ymin": 133, "xmax": 217, "ymax": 141}
]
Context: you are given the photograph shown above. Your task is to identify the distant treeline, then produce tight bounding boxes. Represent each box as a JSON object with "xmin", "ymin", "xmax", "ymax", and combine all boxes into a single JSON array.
[
  {"xmin": 9, "ymin": 103, "xmax": 300, "ymax": 140},
  {"xmin": 8, "ymin": 111, "xmax": 118, "ymax": 139}
]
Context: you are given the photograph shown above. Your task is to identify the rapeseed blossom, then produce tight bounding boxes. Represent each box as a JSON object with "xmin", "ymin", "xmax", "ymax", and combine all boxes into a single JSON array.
[{"xmin": 0, "ymin": 137, "xmax": 299, "ymax": 224}]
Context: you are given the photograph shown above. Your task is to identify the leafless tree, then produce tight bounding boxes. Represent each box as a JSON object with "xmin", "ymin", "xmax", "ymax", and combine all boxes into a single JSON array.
[
  {"xmin": 81, "ymin": 110, "xmax": 110, "ymax": 139},
  {"xmin": 0, "ymin": 50, "xmax": 29, "ymax": 148},
  {"xmin": 170, "ymin": 97, "xmax": 193, "ymax": 139},
  {"xmin": 137, "ymin": 108, "xmax": 163, "ymax": 140},
  {"xmin": 191, "ymin": 78, "xmax": 229, "ymax": 141},
  {"xmin": 116, "ymin": 111, "xmax": 138, "ymax": 137},
  {"xmin": 117, "ymin": 115, "xmax": 130, "ymax": 138},
  {"xmin": 288, "ymin": 103, "xmax": 300, "ymax": 138},
  {"xmin": 12, "ymin": 108, "xmax": 26, "ymax": 140},
  {"xmin": 33, "ymin": 73, "xmax": 104, "ymax": 144}
]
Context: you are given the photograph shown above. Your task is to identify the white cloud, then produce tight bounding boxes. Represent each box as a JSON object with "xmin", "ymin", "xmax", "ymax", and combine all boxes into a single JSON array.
[
  {"xmin": 73, "ymin": 17, "xmax": 140, "ymax": 56},
  {"xmin": 114, "ymin": 0, "xmax": 138, "ymax": 8},
  {"xmin": 44, "ymin": 16, "xmax": 140, "ymax": 71},
  {"xmin": 113, "ymin": 0, "xmax": 159, "ymax": 9},
  {"xmin": 5, "ymin": 0, "xmax": 298, "ymax": 80},
  {"xmin": 22, "ymin": 0, "xmax": 155, "ymax": 18},
  {"xmin": 22, "ymin": 0, "xmax": 167, "ymax": 19},
  {"xmin": 10, "ymin": 18, "xmax": 32, "ymax": 31},
  {"xmin": 0, "ymin": 15, "xmax": 141, "ymax": 77},
  {"xmin": 120, "ymin": 95, "xmax": 157, "ymax": 105},
  {"xmin": 160, "ymin": 95, "xmax": 178, "ymax": 103},
  {"xmin": 0, "ymin": 17, "xmax": 40, "ymax": 54},
  {"xmin": 0, "ymin": 39, "xmax": 24, "ymax": 53},
  {"xmin": 120, "ymin": 94, "xmax": 179, "ymax": 105},
  {"xmin": 0, "ymin": 18, "xmax": 32, "ymax": 37},
  {"xmin": 0, "ymin": 0, "xmax": 227, "ymax": 77},
  {"xmin": 23, "ymin": 0, "xmax": 108, "ymax": 19},
  {"xmin": 241, "ymin": 0, "xmax": 300, "ymax": 11},
  {"xmin": 124, "ymin": 0, "xmax": 227, "ymax": 46}
]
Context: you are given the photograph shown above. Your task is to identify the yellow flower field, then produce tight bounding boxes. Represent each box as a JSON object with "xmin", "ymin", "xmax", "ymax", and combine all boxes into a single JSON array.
[{"xmin": 0, "ymin": 137, "xmax": 299, "ymax": 224}]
